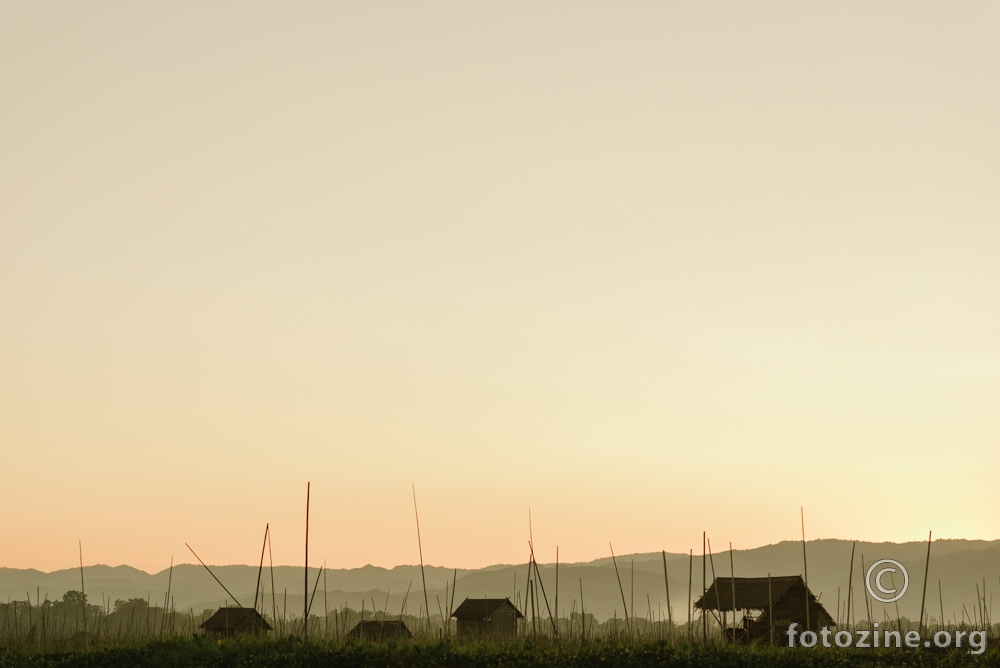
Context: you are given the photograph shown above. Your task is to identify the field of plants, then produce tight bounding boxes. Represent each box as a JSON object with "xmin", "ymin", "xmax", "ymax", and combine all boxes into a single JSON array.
[
  {"xmin": 3, "ymin": 588, "xmax": 998, "ymax": 666},
  {"xmin": 2, "ymin": 637, "xmax": 1000, "ymax": 668}
]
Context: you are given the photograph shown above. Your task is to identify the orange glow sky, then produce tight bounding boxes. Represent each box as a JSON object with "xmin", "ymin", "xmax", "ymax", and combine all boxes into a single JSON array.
[{"xmin": 1, "ymin": 1, "xmax": 997, "ymax": 574}]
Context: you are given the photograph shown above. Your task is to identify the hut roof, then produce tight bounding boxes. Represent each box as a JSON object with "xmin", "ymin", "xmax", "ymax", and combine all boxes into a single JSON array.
[
  {"xmin": 199, "ymin": 607, "xmax": 272, "ymax": 631},
  {"xmin": 694, "ymin": 576, "xmax": 808, "ymax": 611},
  {"xmin": 451, "ymin": 598, "xmax": 524, "ymax": 620}
]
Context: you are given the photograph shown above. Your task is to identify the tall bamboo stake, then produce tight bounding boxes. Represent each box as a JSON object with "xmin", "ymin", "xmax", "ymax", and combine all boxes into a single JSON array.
[
  {"xmin": 702, "ymin": 533, "xmax": 706, "ymax": 644},
  {"xmin": 938, "ymin": 580, "xmax": 944, "ymax": 631},
  {"xmin": 79, "ymin": 541, "xmax": 87, "ymax": 645},
  {"xmin": 412, "ymin": 484, "xmax": 430, "ymax": 635},
  {"xmin": 254, "ymin": 524, "xmax": 268, "ymax": 614},
  {"xmin": 768, "ymin": 573, "xmax": 773, "ymax": 646},
  {"xmin": 449, "ymin": 569, "xmax": 457, "ymax": 632},
  {"xmin": 687, "ymin": 548, "xmax": 694, "ymax": 642},
  {"xmin": 630, "ymin": 559, "xmax": 634, "ymax": 638},
  {"xmin": 161, "ymin": 556, "xmax": 174, "ymax": 636},
  {"xmin": 528, "ymin": 542, "xmax": 557, "ymax": 635},
  {"xmin": 306, "ymin": 564, "xmax": 323, "ymax": 621},
  {"xmin": 662, "ymin": 550, "xmax": 672, "ymax": 637},
  {"xmin": 528, "ymin": 579, "xmax": 536, "ymax": 637},
  {"xmin": 801, "ymin": 507, "xmax": 809, "ymax": 630},
  {"xmin": 555, "ymin": 546, "xmax": 559, "ymax": 635},
  {"xmin": 608, "ymin": 543, "xmax": 631, "ymax": 636},
  {"xmin": 269, "ymin": 530, "xmax": 277, "ymax": 628},
  {"xmin": 304, "ymin": 482, "xmax": 310, "ymax": 640},
  {"xmin": 919, "ymin": 530, "xmax": 932, "ymax": 635},
  {"xmin": 846, "ymin": 541, "xmax": 856, "ymax": 630},
  {"xmin": 891, "ymin": 569, "xmax": 902, "ymax": 631},
  {"xmin": 729, "ymin": 542, "xmax": 736, "ymax": 642},
  {"xmin": 708, "ymin": 538, "xmax": 721, "ymax": 636},
  {"xmin": 521, "ymin": 559, "xmax": 532, "ymax": 617},
  {"xmin": 860, "ymin": 555, "xmax": 872, "ymax": 629}
]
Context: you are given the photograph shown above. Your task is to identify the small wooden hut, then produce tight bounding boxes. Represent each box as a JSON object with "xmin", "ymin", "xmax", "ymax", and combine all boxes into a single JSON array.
[
  {"xmin": 451, "ymin": 598, "xmax": 523, "ymax": 639},
  {"xmin": 199, "ymin": 607, "xmax": 272, "ymax": 637},
  {"xmin": 694, "ymin": 576, "xmax": 834, "ymax": 643},
  {"xmin": 346, "ymin": 620, "xmax": 412, "ymax": 641}
]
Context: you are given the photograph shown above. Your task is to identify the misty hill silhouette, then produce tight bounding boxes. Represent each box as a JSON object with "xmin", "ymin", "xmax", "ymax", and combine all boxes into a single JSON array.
[{"xmin": 3, "ymin": 539, "xmax": 996, "ymax": 624}]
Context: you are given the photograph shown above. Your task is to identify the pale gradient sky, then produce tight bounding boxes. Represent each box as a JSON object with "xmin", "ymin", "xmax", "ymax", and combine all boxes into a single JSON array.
[{"xmin": 1, "ymin": 1, "xmax": 998, "ymax": 574}]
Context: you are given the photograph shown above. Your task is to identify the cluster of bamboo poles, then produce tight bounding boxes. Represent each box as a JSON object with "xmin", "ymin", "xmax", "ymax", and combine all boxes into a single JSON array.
[
  {"xmin": 9, "ymin": 498, "xmax": 998, "ymax": 648},
  {"xmin": 834, "ymin": 530, "xmax": 997, "ymax": 638}
]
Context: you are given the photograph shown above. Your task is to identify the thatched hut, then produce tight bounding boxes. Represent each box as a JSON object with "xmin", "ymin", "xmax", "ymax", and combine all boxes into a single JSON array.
[
  {"xmin": 451, "ymin": 598, "xmax": 523, "ymax": 639},
  {"xmin": 346, "ymin": 620, "xmax": 412, "ymax": 641},
  {"xmin": 694, "ymin": 576, "xmax": 834, "ymax": 643},
  {"xmin": 199, "ymin": 607, "xmax": 272, "ymax": 637}
]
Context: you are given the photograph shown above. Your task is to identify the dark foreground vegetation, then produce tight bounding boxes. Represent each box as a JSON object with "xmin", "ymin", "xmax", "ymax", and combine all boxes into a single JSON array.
[{"xmin": 1, "ymin": 637, "xmax": 999, "ymax": 668}]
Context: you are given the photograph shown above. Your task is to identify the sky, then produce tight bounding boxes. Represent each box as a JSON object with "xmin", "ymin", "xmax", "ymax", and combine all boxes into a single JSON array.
[{"xmin": 1, "ymin": 1, "xmax": 998, "ymax": 574}]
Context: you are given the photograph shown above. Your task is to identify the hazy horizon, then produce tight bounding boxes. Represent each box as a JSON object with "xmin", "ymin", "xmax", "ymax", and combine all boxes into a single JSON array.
[
  {"xmin": 11, "ymin": 536, "xmax": 1000, "ymax": 575},
  {"xmin": 6, "ymin": 538, "xmax": 1000, "ymax": 625},
  {"xmin": 2, "ymin": 1, "xmax": 997, "ymax": 574}
]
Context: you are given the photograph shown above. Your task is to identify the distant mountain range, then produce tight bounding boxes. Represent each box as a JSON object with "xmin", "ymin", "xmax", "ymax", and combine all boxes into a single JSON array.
[{"xmin": 3, "ymin": 539, "xmax": 997, "ymax": 624}]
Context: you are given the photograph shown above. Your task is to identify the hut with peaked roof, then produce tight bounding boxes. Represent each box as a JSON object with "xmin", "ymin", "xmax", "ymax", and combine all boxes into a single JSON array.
[
  {"xmin": 451, "ymin": 598, "xmax": 523, "ymax": 639},
  {"xmin": 199, "ymin": 607, "xmax": 272, "ymax": 637},
  {"xmin": 346, "ymin": 620, "xmax": 412, "ymax": 641},
  {"xmin": 695, "ymin": 576, "xmax": 834, "ymax": 643}
]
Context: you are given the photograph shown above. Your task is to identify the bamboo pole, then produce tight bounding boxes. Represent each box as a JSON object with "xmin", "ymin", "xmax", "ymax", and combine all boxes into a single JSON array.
[
  {"xmin": 688, "ymin": 549, "xmax": 693, "ymax": 641},
  {"xmin": 938, "ymin": 581, "xmax": 944, "ymax": 632},
  {"xmin": 662, "ymin": 550, "xmax": 672, "ymax": 638},
  {"xmin": 608, "ymin": 543, "xmax": 631, "ymax": 637},
  {"xmin": 801, "ymin": 507, "xmax": 809, "ymax": 630},
  {"xmin": 890, "ymin": 570, "xmax": 902, "ymax": 632},
  {"xmin": 976, "ymin": 584, "xmax": 982, "ymax": 629},
  {"xmin": 161, "ymin": 555, "xmax": 174, "ymax": 636},
  {"xmin": 729, "ymin": 542, "xmax": 736, "ymax": 642},
  {"xmin": 306, "ymin": 564, "xmax": 323, "ymax": 621},
  {"xmin": 707, "ymin": 538, "xmax": 722, "ymax": 637},
  {"xmin": 528, "ymin": 579, "xmax": 536, "ymax": 637},
  {"xmin": 449, "ymin": 569, "xmax": 457, "ymax": 633},
  {"xmin": 186, "ymin": 543, "xmax": 244, "ymax": 611},
  {"xmin": 919, "ymin": 530, "xmax": 932, "ymax": 635},
  {"xmin": 521, "ymin": 559, "xmax": 532, "ymax": 617},
  {"xmin": 79, "ymin": 542, "xmax": 87, "ymax": 646},
  {"xmin": 398, "ymin": 580, "xmax": 412, "ymax": 622},
  {"xmin": 269, "ymin": 530, "xmax": 277, "ymax": 629},
  {"xmin": 254, "ymin": 525, "xmax": 268, "ymax": 614},
  {"xmin": 304, "ymin": 482, "xmax": 310, "ymax": 640},
  {"xmin": 860, "ymin": 555, "xmax": 872, "ymax": 629},
  {"xmin": 702, "ymin": 533, "xmax": 706, "ymax": 644},
  {"xmin": 846, "ymin": 541, "xmax": 856, "ymax": 630},
  {"xmin": 768, "ymin": 573, "xmax": 773, "ymax": 646},
  {"xmin": 533, "ymin": 559, "xmax": 539, "ymax": 635},
  {"xmin": 411, "ymin": 484, "xmax": 431, "ymax": 635},
  {"xmin": 528, "ymin": 542, "xmax": 557, "ymax": 635}
]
